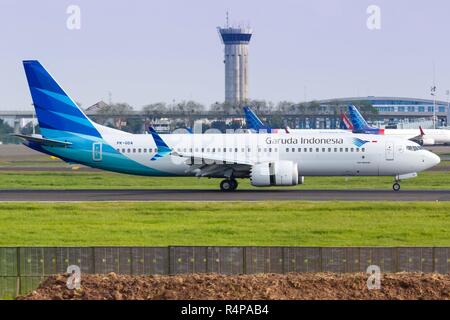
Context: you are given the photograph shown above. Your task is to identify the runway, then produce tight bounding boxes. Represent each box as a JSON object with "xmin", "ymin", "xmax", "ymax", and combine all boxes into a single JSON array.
[{"xmin": 0, "ymin": 189, "xmax": 449, "ymax": 201}]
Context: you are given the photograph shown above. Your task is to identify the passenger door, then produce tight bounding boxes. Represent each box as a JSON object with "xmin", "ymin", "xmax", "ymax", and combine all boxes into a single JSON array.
[
  {"xmin": 385, "ymin": 142, "xmax": 394, "ymax": 160},
  {"xmin": 92, "ymin": 142, "xmax": 102, "ymax": 161}
]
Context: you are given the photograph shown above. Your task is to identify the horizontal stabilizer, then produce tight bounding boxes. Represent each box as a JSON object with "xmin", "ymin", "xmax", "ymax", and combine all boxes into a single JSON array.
[{"xmin": 13, "ymin": 134, "xmax": 72, "ymax": 147}]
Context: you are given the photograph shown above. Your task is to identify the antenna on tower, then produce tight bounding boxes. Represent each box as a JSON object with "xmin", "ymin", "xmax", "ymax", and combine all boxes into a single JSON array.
[{"xmin": 226, "ymin": 11, "xmax": 229, "ymax": 27}]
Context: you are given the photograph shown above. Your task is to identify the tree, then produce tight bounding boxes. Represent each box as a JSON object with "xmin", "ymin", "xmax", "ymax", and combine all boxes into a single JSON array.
[
  {"xmin": 267, "ymin": 114, "xmax": 285, "ymax": 128},
  {"xmin": 122, "ymin": 118, "xmax": 143, "ymax": 134},
  {"xmin": 20, "ymin": 121, "xmax": 40, "ymax": 135},
  {"xmin": 0, "ymin": 119, "xmax": 13, "ymax": 134},
  {"xmin": 142, "ymin": 102, "xmax": 167, "ymax": 115},
  {"xmin": 352, "ymin": 100, "xmax": 378, "ymax": 121},
  {"xmin": 169, "ymin": 100, "xmax": 205, "ymax": 113}
]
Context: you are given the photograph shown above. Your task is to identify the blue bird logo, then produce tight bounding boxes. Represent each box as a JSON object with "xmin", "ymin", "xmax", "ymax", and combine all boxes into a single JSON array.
[{"xmin": 353, "ymin": 138, "xmax": 369, "ymax": 148}]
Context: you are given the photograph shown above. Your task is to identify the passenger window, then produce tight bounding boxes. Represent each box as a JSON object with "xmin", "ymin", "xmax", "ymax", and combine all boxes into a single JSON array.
[
  {"xmin": 316, "ymin": 148, "xmax": 319, "ymax": 152},
  {"xmin": 235, "ymin": 148, "xmax": 238, "ymax": 152},
  {"xmin": 340, "ymin": 148, "xmax": 343, "ymax": 152},
  {"xmin": 268, "ymin": 148, "xmax": 271, "ymax": 152},
  {"xmin": 286, "ymin": 148, "xmax": 289, "ymax": 152},
  {"xmin": 292, "ymin": 148, "xmax": 295, "ymax": 152},
  {"xmin": 345, "ymin": 148, "xmax": 348, "ymax": 152},
  {"xmin": 212, "ymin": 148, "xmax": 215, "ymax": 153},
  {"xmin": 356, "ymin": 148, "xmax": 359, "ymax": 152},
  {"xmin": 133, "ymin": 148, "xmax": 136, "ymax": 153},
  {"xmin": 138, "ymin": 148, "xmax": 142, "ymax": 153},
  {"xmin": 122, "ymin": 148, "xmax": 125, "ymax": 153},
  {"xmin": 309, "ymin": 148, "xmax": 313, "ymax": 152},
  {"xmin": 351, "ymin": 148, "xmax": 354, "ymax": 152},
  {"xmin": 322, "ymin": 148, "xmax": 325, "ymax": 152},
  {"xmin": 304, "ymin": 148, "xmax": 307, "ymax": 152},
  {"xmin": 328, "ymin": 148, "xmax": 331, "ymax": 152},
  {"xmin": 362, "ymin": 148, "xmax": 366, "ymax": 152},
  {"xmin": 334, "ymin": 148, "xmax": 337, "ymax": 152},
  {"xmin": 298, "ymin": 148, "xmax": 301, "ymax": 152}
]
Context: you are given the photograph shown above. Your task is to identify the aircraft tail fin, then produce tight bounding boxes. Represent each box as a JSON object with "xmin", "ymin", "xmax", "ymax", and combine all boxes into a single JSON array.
[
  {"xmin": 243, "ymin": 106, "xmax": 272, "ymax": 133},
  {"xmin": 340, "ymin": 113, "xmax": 353, "ymax": 130},
  {"xmin": 22, "ymin": 60, "xmax": 101, "ymax": 139},
  {"xmin": 348, "ymin": 105, "xmax": 370, "ymax": 131}
]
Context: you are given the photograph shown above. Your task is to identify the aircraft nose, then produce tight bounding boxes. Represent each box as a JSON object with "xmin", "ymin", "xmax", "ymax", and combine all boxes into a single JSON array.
[{"xmin": 426, "ymin": 151, "xmax": 441, "ymax": 168}]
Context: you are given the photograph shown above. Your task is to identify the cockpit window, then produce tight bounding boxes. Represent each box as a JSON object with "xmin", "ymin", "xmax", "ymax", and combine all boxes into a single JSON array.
[{"xmin": 406, "ymin": 146, "xmax": 422, "ymax": 151}]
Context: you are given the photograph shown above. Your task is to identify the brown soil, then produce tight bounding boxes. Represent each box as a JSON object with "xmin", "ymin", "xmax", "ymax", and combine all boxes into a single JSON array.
[{"xmin": 18, "ymin": 272, "xmax": 450, "ymax": 300}]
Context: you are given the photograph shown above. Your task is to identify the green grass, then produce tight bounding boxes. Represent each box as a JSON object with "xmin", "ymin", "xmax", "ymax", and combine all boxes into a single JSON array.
[
  {"xmin": 0, "ymin": 170, "xmax": 449, "ymax": 190},
  {"xmin": 0, "ymin": 202, "xmax": 449, "ymax": 246}
]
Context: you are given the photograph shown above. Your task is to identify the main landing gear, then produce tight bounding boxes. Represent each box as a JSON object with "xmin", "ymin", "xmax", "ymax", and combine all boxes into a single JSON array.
[
  {"xmin": 392, "ymin": 182, "xmax": 401, "ymax": 192},
  {"xmin": 220, "ymin": 179, "xmax": 238, "ymax": 192}
]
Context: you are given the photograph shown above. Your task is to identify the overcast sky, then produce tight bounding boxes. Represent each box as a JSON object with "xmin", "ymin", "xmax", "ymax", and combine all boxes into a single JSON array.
[{"xmin": 1, "ymin": 0, "xmax": 449, "ymax": 110}]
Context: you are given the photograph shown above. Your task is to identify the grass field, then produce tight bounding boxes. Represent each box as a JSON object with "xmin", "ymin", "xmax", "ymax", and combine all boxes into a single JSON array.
[
  {"xmin": 0, "ymin": 201, "xmax": 449, "ymax": 246},
  {"xmin": 0, "ymin": 170, "xmax": 449, "ymax": 190}
]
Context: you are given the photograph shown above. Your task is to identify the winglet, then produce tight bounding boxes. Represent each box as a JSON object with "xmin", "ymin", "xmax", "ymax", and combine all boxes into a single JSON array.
[
  {"xmin": 419, "ymin": 126, "xmax": 425, "ymax": 136},
  {"xmin": 148, "ymin": 127, "xmax": 172, "ymax": 161}
]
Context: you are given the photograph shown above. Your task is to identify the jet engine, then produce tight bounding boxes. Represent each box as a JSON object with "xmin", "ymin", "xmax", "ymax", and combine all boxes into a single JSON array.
[
  {"xmin": 250, "ymin": 160, "xmax": 301, "ymax": 186},
  {"xmin": 421, "ymin": 138, "xmax": 435, "ymax": 146}
]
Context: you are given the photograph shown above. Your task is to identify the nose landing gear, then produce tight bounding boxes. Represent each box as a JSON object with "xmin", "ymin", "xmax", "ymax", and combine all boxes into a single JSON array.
[{"xmin": 220, "ymin": 179, "xmax": 238, "ymax": 192}]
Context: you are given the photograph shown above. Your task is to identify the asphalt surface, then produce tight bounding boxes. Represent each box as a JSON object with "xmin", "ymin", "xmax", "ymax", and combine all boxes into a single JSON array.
[{"xmin": 0, "ymin": 189, "xmax": 449, "ymax": 201}]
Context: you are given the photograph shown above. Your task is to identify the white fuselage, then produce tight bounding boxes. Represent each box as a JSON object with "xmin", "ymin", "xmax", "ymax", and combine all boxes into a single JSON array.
[
  {"xmin": 100, "ymin": 127, "xmax": 440, "ymax": 178},
  {"xmin": 383, "ymin": 129, "xmax": 450, "ymax": 145}
]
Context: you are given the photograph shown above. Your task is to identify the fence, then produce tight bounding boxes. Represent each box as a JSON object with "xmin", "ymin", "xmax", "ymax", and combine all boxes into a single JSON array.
[{"xmin": 1, "ymin": 246, "xmax": 449, "ymax": 298}]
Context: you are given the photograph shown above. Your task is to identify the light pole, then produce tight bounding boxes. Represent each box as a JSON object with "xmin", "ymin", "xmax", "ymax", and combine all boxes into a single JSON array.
[
  {"xmin": 431, "ymin": 85, "xmax": 436, "ymax": 129},
  {"xmin": 446, "ymin": 90, "xmax": 450, "ymax": 127}
]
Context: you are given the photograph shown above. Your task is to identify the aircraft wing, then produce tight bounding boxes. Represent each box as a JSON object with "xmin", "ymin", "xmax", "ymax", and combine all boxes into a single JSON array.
[
  {"xmin": 173, "ymin": 151, "xmax": 253, "ymax": 178},
  {"xmin": 13, "ymin": 134, "xmax": 72, "ymax": 147},
  {"xmin": 148, "ymin": 126, "xmax": 253, "ymax": 178}
]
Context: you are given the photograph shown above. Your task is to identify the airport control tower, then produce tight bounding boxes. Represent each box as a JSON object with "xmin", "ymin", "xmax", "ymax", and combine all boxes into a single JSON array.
[{"xmin": 218, "ymin": 24, "xmax": 252, "ymax": 105}]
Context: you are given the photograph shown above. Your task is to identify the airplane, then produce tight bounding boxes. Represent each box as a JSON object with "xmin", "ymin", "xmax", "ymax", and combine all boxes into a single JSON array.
[
  {"xmin": 16, "ymin": 60, "xmax": 440, "ymax": 192},
  {"xmin": 348, "ymin": 105, "xmax": 450, "ymax": 145},
  {"xmin": 243, "ymin": 106, "xmax": 351, "ymax": 134}
]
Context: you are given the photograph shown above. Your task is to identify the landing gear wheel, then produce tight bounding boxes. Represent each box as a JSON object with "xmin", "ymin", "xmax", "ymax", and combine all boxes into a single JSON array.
[
  {"xmin": 220, "ymin": 179, "xmax": 232, "ymax": 192},
  {"xmin": 392, "ymin": 182, "xmax": 401, "ymax": 192},
  {"xmin": 220, "ymin": 179, "xmax": 238, "ymax": 192},
  {"xmin": 229, "ymin": 179, "xmax": 238, "ymax": 191}
]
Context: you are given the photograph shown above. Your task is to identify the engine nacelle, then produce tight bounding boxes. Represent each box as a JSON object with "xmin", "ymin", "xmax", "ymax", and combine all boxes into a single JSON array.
[
  {"xmin": 421, "ymin": 138, "xmax": 435, "ymax": 146},
  {"xmin": 250, "ymin": 161, "xmax": 299, "ymax": 187}
]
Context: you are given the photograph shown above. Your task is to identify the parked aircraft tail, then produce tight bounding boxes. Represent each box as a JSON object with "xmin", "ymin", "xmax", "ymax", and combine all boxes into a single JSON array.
[
  {"xmin": 243, "ymin": 106, "xmax": 273, "ymax": 133},
  {"xmin": 348, "ymin": 105, "xmax": 384, "ymax": 134}
]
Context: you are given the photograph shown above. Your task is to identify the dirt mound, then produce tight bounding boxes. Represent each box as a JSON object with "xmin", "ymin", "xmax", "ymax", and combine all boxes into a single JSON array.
[{"xmin": 18, "ymin": 272, "xmax": 450, "ymax": 300}]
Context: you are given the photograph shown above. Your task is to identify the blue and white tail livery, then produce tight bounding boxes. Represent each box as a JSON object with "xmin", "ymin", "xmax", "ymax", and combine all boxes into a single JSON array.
[{"xmin": 18, "ymin": 61, "xmax": 441, "ymax": 191}]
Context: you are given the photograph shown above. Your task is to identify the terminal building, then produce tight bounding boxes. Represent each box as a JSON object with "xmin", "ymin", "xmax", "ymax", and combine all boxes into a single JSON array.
[{"xmin": 314, "ymin": 97, "xmax": 449, "ymax": 129}]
